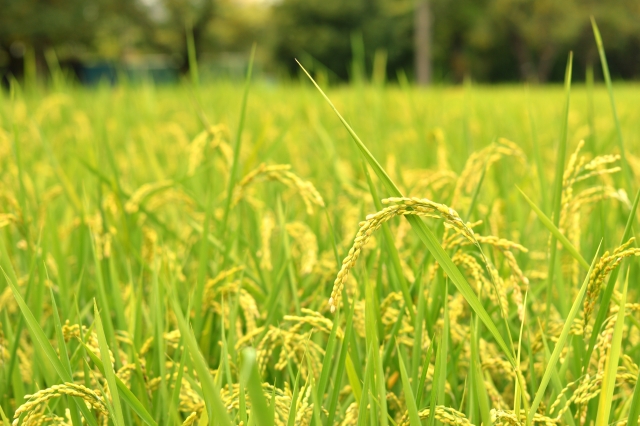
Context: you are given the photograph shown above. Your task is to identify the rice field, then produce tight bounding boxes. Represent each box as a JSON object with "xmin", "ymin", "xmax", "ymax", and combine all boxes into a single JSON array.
[{"xmin": 1, "ymin": 56, "xmax": 640, "ymax": 426}]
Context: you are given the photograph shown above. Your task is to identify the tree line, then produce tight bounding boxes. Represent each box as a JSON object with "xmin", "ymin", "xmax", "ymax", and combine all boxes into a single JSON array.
[{"xmin": 1, "ymin": 0, "xmax": 639, "ymax": 84}]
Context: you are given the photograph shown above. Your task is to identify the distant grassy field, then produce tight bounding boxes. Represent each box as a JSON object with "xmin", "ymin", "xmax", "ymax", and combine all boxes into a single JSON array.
[{"xmin": 1, "ymin": 67, "xmax": 640, "ymax": 426}]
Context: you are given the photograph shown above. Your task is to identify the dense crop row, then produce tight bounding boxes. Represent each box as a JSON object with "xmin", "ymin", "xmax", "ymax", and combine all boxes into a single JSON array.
[{"xmin": 1, "ymin": 52, "xmax": 640, "ymax": 425}]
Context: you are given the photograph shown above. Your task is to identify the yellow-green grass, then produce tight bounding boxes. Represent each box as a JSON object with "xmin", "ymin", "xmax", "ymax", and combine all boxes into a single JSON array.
[{"xmin": 1, "ymin": 73, "xmax": 640, "ymax": 426}]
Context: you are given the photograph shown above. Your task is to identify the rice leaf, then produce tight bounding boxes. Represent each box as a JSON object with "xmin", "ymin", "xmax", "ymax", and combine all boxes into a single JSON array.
[
  {"xmin": 415, "ymin": 336, "xmax": 434, "ymax": 407},
  {"xmin": 220, "ymin": 44, "xmax": 257, "ymax": 243},
  {"xmin": 397, "ymin": 344, "xmax": 420, "ymax": 426},
  {"xmin": 628, "ymin": 372, "xmax": 640, "ymax": 426},
  {"xmin": 595, "ymin": 268, "xmax": 629, "ymax": 426},
  {"xmin": 82, "ymin": 346, "xmax": 157, "ymax": 426},
  {"xmin": 193, "ymin": 189, "xmax": 214, "ymax": 338},
  {"xmin": 411, "ymin": 268, "xmax": 427, "ymax": 391},
  {"xmin": 169, "ymin": 342, "xmax": 189, "ymax": 426},
  {"xmin": 0, "ymin": 405, "xmax": 10, "ymax": 426},
  {"xmin": 326, "ymin": 297, "xmax": 356, "ymax": 425},
  {"xmin": 591, "ymin": 17, "xmax": 634, "ymax": 191},
  {"xmin": 517, "ymin": 187, "xmax": 589, "ymax": 270},
  {"xmin": 365, "ymin": 278, "xmax": 389, "ymax": 426},
  {"xmin": 538, "ymin": 332, "xmax": 576, "ymax": 426},
  {"xmin": 357, "ymin": 345, "xmax": 375, "ymax": 426},
  {"xmin": 185, "ymin": 20, "xmax": 199, "ymax": 87},
  {"xmin": 345, "ymin": 353, "xmax": 363, "ymax": 403},
  {"xmin": 428, "ymin": 333, "xmax": 444, "ymax": 426},
  {"xmin": 49, "ymin": 285, "xmax": 82, "ymax": 426},
  {"xmin": 169, "ymin": 294, "xmax": 233, "ymax": 426},
  {"xmin": 544, "ymin": 52, "xmax": 573, "ymax": 327},
  {"xmin": 470, "ymin": 316, "xmax": 491, "ymax": 426},
  {"xmin": 241, "ymin": 348, "xmax": 274, "ymax": 426},
  {"xmin": 526, "ymin": 86, "xmax": 547, "ymax": 213},
  {"xmin": 527, "ymin": 242, "xmax": 600, "ymax": 424},
  {"xmin": 286, "ymin": 360, "xmax": 302, "ymax": 426},
  {"xmin": 93, "ymin": 301, "xmax": 126, "ymax": 426}
]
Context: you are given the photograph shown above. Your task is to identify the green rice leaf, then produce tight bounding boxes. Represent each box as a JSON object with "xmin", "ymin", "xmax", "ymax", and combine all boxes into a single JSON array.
[
  {"xmin": 241, "ymin": 348, "xmax": 274, "ymax": 426},
  {"xmin": 517, "ymin": 187, "xmax": 589, "ymax": 270},
  {"xmin": 169, "ymin": 294, "xmax": 233, "ymax": 426},
  {"xmin": 49, "ymin": 285, "xmax": 82, "ymax": 426},
  {"xmin": 326, "ymin": 296, "xmax": 356, "ymax": 425},
  {"xmin": 527, "ymin": 242, "xmax": 600, "ymax": 424},
  {"xmin": 470, "ymin": 316, "xmax": 492, "ymax": 426},
  {"xmin": 220, "ymin": 44, "xmax": 257, "ymax": 243},
  {"xmin": 286, "ymin": 360, "xmax": 302, "ymax": 426},
  {"xmin": 93, "ymin": 300, "xmax": 126, "ymax": 426},
  {"xmin": 544, "ymin": 52, "xmax": 573, "ymax": 326},
  {"xmin": 628, "ymin": 372, "xmax": 640, "ymax": 426},
  {"xmin": 595, "ymin": 268, "xmax": 629, "ymax": 426},
  {"xmin": 415, "ymin": 336, "xmax": 434, "ymax": 407},
  {"xmin": 397, "ymin": 344, "xmax": 420, "ymax": 426},
  {"xmin": 82, "ymin": 344, "xmax": 157, "ymax": 426},
  {"xmin": 345, "ymin": 353, "xmax": 363, "ymax": 403},
  {"xmin": 0, "ymin": 405, "xmax": 11, "ymax": 426},
  {"xmin": 591, "ymin": 17, "xmax": 634, "ymax": 191}
]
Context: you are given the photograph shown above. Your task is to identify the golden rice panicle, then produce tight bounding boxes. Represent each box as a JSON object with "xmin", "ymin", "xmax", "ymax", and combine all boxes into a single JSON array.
[
  {"xmin": 124, "ymin": 180, "xmax": 174, "ymax": 214},
  {"xmin": 233, "ymin": 163, "xmax": 281, "ymax": 204},
  {"xmin": 273, "ymin": 168, "xmax": 325, "ymax": 214},
  {"xmin": 490, "ymin": 409, "xmax": 557, "ymax": 426},
  {"xmin": 399, "ymin": 406, "xmax": 472, "ymax": 426},
  {"xmin": 187, "ymin": 124, "xmax": 231, "ymax": 176},
  {"xmin": 404, "ymin": 169, "xmax": 457, "ymax": 199},
  {"xmin": 14, "ymin": 383, "xmax": 108, "ymax": 422},
  {"xmin": 247, "ymin": 323, "xmax": 324, "ymax": 378},
  {"xmin": 259, "ymin": 211, "xmax": 275, "ymax": 271},
  {"xmin": 328, "ymin": 204, "xmax": 396, "ymax": 313},
  {"xmin": 451, "ymin": 137, "xmax": 526, "ymax": 206},
  {"xmin": 339, "ymin": 402, "xmax": 359, "ymax": 426},
  {"xmin": 62, "ymin": 321, "xmax": 116, "ymax": 366},
  {"xmin": 0, "ymin": 212, "xmax": 17, "ymax": 229},
  {"xmin": 233, "ymin": 163, "xmax": 324, "ymax": 214},
  {"xmin": 329, "ymin": 196, "xmax": 474, "ymax": 313},
  {"xmin": 182, "ymin": 411, "xmax": 199, "ymax": 426},
  {"xmin": 432, "ymin": 128, "xmax": 451, "ymax": 171},
  {"xmin": 187, "ymin": 130, "xmax": 210, "ymax": 176},
  {"xmin": 451, "ymin": 251, "xmax": 490, "ymax": 292},
  {"xmin": 13, "ymin": 412, "xmax": 71, "ymax": 426},
  {"xmin": 562, "ymin": 140, "xmax": 622, "ymax": 193},
  {"xmin": 559, "ymin": 141, "xmax": 624, "ymax": 263},
  {"xmin": 562, "ymin": 139, "xmax": 586, "ymax": 193},
  {"xmin": 583, "ymin": 237, "xmax": 640, "ymax": 325},
  {"xmin": 284, "ymin": 308, "xmax": 342, "ymax": 338},
  {"xmin": 286, "ymin": 221, "xmax": 318, "ymax": 275},
  {"xmin": 34, "ymin": 93, "xmax": 72, "ymax": 125},
  {"xmin": 202, "ymin": 265, "xmax": 245, "ymax": 304}
]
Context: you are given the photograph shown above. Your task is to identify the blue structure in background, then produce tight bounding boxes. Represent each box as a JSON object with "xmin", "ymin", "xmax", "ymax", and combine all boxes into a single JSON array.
[
  {"xmin": 78, "ymin": 62, "xmax": 117, "ymax": 85},
  {"xmin": 76, "ymin": 61, "xmax": 179, "ymax": 85}
]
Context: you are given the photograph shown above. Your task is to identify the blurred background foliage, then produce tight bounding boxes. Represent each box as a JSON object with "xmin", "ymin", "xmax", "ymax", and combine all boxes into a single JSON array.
[{"xmin": 1, "ymin": 0, "xmax": 639, "ymax": 84}]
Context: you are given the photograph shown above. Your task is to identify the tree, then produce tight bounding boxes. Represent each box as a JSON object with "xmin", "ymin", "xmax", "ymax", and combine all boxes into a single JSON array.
[
  {"xmin": 0, "ymin": 0, "xmax": 111, "ymax": 79},
  {"xmin": 270, "ymin": 0, "xmax": 413, "ymax": 81},
  {"xmin": 464, "ymin": 0, "xmax": 640, "ymax": 82},
  {"xmin": 0, "ymin": 0, "xmax": 221, "ymax": 82},
  {"xmin": 414, "ymin": 0, "xmax": 432, "ymax": 85}
]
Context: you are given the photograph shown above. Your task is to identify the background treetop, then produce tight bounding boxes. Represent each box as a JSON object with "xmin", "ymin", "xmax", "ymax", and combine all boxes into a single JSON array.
[{"xmin": 1, "ymin": 0, "xmax": 639, "ymax": 84}]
